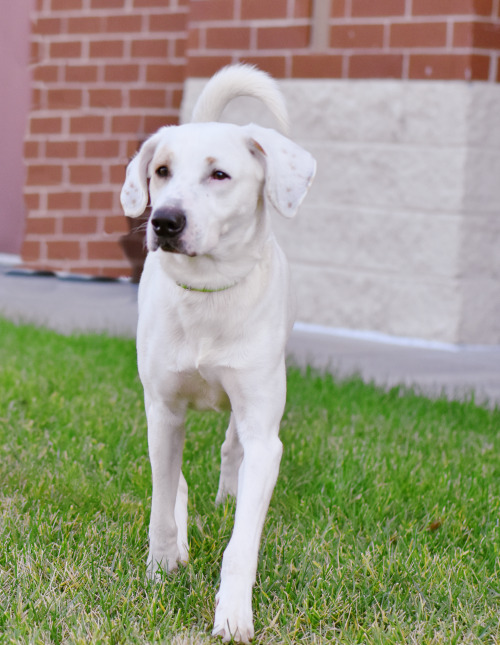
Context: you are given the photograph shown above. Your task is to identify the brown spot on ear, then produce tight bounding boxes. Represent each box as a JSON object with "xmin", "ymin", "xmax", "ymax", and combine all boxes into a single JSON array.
[{"xmin": 250, "ymin": 139, "xmax": 266, "ymax": 156}]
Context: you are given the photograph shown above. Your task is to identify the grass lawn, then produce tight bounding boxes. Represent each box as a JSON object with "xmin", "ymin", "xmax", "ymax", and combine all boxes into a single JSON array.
[{"xmin": 0, "ymin": 316, "xmax": 499, "ymax": 644}]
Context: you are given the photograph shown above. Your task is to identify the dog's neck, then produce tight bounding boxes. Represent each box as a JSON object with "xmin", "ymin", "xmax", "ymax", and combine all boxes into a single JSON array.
[
  {"xmin": 158, "ymin": 246, "xmax": 265, "ymax": 293},
  {"xmin": 158, "ymin": 213, "xmax": 273, "ymax": 293}
]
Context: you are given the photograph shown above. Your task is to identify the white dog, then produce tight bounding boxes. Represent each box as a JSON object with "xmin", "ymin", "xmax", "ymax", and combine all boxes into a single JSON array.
[{"xmin": 120, "ymin": 65, "xmax": 316, "ymax": 643}]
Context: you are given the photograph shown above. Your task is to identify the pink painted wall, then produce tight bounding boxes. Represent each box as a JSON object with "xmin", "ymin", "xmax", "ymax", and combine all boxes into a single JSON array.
[{"xmin": 0, "ymin": 0, "xmax": 33, "ymax": 256}]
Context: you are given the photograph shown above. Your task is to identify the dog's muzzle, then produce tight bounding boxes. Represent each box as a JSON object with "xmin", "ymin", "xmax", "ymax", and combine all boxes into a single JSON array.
[{"xmin": 151, "ymin": 207, "xmax": 187, "ymax": 254}]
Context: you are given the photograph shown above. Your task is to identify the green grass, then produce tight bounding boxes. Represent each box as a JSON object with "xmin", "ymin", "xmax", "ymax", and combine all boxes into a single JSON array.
[{"xmin": 0, "ymin": 317, "xmax": 499, "ymax": 644}]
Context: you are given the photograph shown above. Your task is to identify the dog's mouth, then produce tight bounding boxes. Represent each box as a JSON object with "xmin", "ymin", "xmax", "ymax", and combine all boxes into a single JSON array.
[{"xmin": 156, "ymin": 239, "xmax": 197, "ymax": 258}]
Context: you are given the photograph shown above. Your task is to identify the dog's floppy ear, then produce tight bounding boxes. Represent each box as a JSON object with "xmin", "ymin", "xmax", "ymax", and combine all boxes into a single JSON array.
[
  {"xmin": 246, "ymin": 125, "xmax": 316, "ymax": 218},
  {"xmin": 120, "ymin": 129, "xmax": 166, "ymax": 217}
]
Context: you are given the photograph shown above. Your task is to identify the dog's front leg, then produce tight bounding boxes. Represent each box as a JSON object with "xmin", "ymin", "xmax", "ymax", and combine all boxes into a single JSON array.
[
  {"xmin": 145, "ymin": 396, "xmax": 188, "ymax": 578},
  {"xmin": 213, "ymin": 367, "xmax": 285, "ymax": 643}
]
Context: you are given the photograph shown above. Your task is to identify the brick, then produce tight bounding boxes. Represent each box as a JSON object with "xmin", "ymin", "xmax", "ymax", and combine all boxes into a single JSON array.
[
  {"xmin": 91, "ymin": 0, "xmax": 125, "ymax": 7},
  {"xmin": 67, "ymin": 16, "xmax": 103, "ymax": 33},
  {"xmin": 26, "ymin": 164, "xmax": 63, "ymax": 186},
  {"xmin": 295, "ymin": 0, "xmax": 312, "ymax": 19},
  {"xmin": 106, "ymin": 14, "xmax": 141, "ymax": 32},
  {"xmin": 127, "ymin": 139, "xmax": 142, "ymax": 156},
  {"xmin": 239, "ymin": 55, "xmax": 287, "ymax": 78},
  {"xmin": 349, "ymin": 53, "xmax": 404, "ymax": 78},
  {"xmin": 30, "ymin": 41, "xmax": 41, "ymax": 65},
  {"xmin": 24, "ymin": 141, "xmax": 40, "ymax": 158},
  {"xmin": 31, "ymin": 89, "xmax": 42, "ymax": 111},
  {"xmin": 47, "ymin": 89, "xmax": 83, "ymax": 110},
  {"xmin": 189, "ymin": 0, "xmax": 234, "ymax": 21},
  {"xmin": 390, "ymin": 21, "xmax": 448, "ymax": 48},
  {"xmin": 24, "ymin": 193, "xmax": 40, "ymax": 210},
  {"xmin": 146, "ymin": 64, "xmax": 185, "ymax": 83},
  {"xmin": 257, "ymin": 26, "xmax": 310, "ymax": 49},
  {"xmin": 453, "ymin": 21, "xmax": 474, "ymax": 47},
  {"xmin": 62, "ymin": 217, "xmax": 98, "ymax": 235},
  {"xmin": 471, "ymin": 21, "xmax": 500, "ymax": 49},
  {"xmin": 330, "ymin": 24, "xmax": 385, "ymax": 49},
  {"xmin": 174, "ymin": 37, "xmax": 187, "ymax": 58},
  {"xmin": 105, "ymin": 64, "xmax": 140, "ymax": 82},
  {"xmin": 133, "ymin": 0, "xmax": 172, "ymax": 6},
  {"xmin": 188, "ymin": 27, "xmax": 201, "ymax": 51},
  {"xmin": 47, "ymin": 241, "xmax": 81, "ymax": 261},
  {"xmin": 70, "ymin": 115, "xmax": 105, "ymax": 134},
  {"xmin": 113, "ymin": 164, "xmax": 130, "ymax": 186},
  {"xmin": 46, "ymin": 141, "xmax": 79, "ymax": 158},
  {"xmin": 130, "ymin": 89, "xmax": 167, "ymax": 108},
  {"xmin": 51, "ymin": 0, "xmax": 82, "ymax": 9},
  {"xmin": 48, "ymin": 192, "xmax": 82, "ymax": 209},
  {"xmin": 143, "ymin": 114, "xmax": 179, "ymax": 132},
  {"xmin": 90, "ymin": 191, "xmax": 114, "ymax": 209},
  {"xmin": 292, "ymin": 54, "xmax": 343, "ymax": 78},
  {"xmin": 413, "ymin": 0, "xmax": 490, "ymax": 16},
  {"xmin": 89, "ymin": 89, "xmax": 122, "ymax": 107},
  {"xmin": 241, "ymin": 0, "xmax": 288, "ymax": 19},
  {"xmin": 409, "ymin": 53, "xmax": 490, "ymax": 79},
  {"xmin": 331, "ymin": 0, "xmax": 346, "ymax": 17},
  {"xmin": 25, "ymin": 217, "xmax": 57, "ymax": 235},
  {"xmin": 89, "ymin": 40, "xmax": 124, "ymax": 58},
  {"xmin": 85, "ymin": 140, "xmax": 120, "ymax": 158},
  {"xmin": 88, "ymin": 240, "xmax": 125, "ymax": 261},
  {"xmin": 187, "ymin": 55, "xmax": 233, "ymax": 77},
  {"xmin": 104, "ymin": 216, "xmax": 129, "ymax": 234},
  {"xmin": 33, "ymin": 65, "xmax": 59, "ymax": 82},
  {"xmin": 206, "ymin": 27, "xmax": 251, "ymax": 50},
  {"xmin": 111, "ymin": 115, "xmax": 142, "ymax": 133},
  {"xmin": 50, "ymin": 41, "xmax": 82, "ymax": 58},
  {"xmin": 131, "ymin": 39, "xmax": 168, "ymax": 57},
  {"xmin": 351, "ymin": 0, "xmax": 405, "ymax": 17},
  {"xmin": 171, "ymin": 88, "xmax": 184, "ymax": 108},
  {"xmin": 30, "ymin": 117, "xmax": 62, "ymax": 134},
  {"xmin": 148, "ymin": 12, "xmax": 187, "ymax": 32},
  {"xmin": 34, "ymin": 17, "xmax": 61, "ymax": 35},
  {"xmin": 21, "ymin": 241, "xmax": 42, "ymax": 262},
  {"xmin": 69, "ymin": 165, "xmax": 103, "ymax": 184},
  {"xmin": 65, "ymin": 64, "xmax": 99, "ymax": 83}
]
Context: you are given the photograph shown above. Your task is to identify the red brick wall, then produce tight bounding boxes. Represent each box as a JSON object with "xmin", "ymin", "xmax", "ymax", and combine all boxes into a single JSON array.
[
  {"xmin": 23, "ymin": 0, "xmax": 188, "ymax": 277},
  {"xmin": 22, "ymin": 0, "xmax": 500, "ymax": 278},
  {"xmin": 187, "ymin": 0, "xmax": 500, "ymax": 81}
]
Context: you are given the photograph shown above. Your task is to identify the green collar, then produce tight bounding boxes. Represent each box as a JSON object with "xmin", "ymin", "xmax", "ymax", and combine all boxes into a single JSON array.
[{"xmin": 176, "ymin": 281, "xmax": 236, "ymax": 293}]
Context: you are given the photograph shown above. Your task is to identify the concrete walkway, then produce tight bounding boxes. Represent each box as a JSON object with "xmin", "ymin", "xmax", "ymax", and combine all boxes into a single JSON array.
[{"xmin": 1, "ymin": 264, "xmax": 499, "ymax": 407}]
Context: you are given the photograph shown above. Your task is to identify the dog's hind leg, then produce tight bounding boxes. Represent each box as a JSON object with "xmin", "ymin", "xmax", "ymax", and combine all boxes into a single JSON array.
[{"xmin": 216, "ymin": 414, "xmax": 243, "ymax": 505}]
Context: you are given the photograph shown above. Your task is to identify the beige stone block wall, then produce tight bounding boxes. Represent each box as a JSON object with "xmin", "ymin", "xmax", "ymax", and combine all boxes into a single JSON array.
[{"xmin": 182, "ymin": 78, "xmax": 500, "ymax": 345}]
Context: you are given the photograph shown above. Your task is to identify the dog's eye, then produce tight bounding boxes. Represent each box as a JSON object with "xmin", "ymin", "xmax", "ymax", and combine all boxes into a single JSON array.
[
  {"xmin": 156, "ymin": 166, "xmax": 169, "ymax": 178},
  {"xmin": 211, "ymin": 170, "xmax": 230, "ymax": 181}
]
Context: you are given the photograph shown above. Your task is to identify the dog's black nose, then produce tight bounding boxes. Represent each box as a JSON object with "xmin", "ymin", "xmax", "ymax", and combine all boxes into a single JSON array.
[{"xmin": 151, "ymin": 208, "xmax": 186, "ymax": 238}]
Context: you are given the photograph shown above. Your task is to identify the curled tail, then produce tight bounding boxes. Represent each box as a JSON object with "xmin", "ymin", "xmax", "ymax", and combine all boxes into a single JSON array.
[{"xmin": 190, "ymin": 64, "xmax": 290, "ymax": 136}]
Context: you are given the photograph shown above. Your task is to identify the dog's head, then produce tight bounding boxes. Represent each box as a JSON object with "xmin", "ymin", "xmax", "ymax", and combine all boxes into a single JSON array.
[{"xmin": 120, "ymin": 121, "xmax": 315, "ymax": 259}]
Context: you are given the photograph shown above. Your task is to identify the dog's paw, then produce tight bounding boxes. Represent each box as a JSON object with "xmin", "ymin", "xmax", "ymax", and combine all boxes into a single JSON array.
[
  {"xmin": 212, "ymin": 588, "xmax": 254, "ymax": 643},
  {"xmin": 215, "ymin": 478, "xmax": 238, "ymax": 506},
  {"xmin": 146, "ymin": 549, "xmax": 184, "ymax": 581}
]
